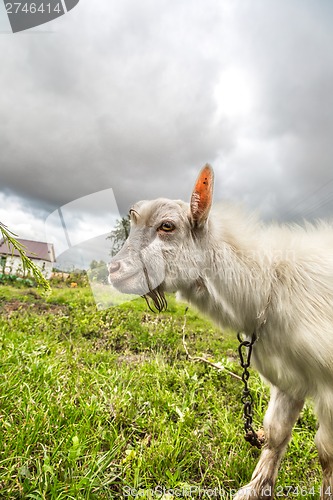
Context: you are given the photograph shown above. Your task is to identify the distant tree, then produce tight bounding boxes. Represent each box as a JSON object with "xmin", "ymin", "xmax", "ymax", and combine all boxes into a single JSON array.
[
  {"xmin": 88, "ymin": 259, "xmax": 108, "ymax": 283},
  {"xmin": 89, "ymin": 259, "xmax": 99, "ymax": 270},
  {"xmin": 0, "ymin": 222, "xmax": 50, "ymax": 292},
  {"xmin": 107, "ymin": 216, "xmax": 130, "ymax": 257}
]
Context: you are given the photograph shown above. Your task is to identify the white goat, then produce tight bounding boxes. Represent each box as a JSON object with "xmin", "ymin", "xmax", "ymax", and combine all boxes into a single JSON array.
[{"xmin": 109, "ymin": 165, "xmax": 333, "ymax": 499}]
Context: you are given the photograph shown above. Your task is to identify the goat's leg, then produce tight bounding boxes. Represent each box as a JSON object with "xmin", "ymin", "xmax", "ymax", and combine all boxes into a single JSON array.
[
  {"xmin": 315, "ymin": 401, "xmax": 333, "ymax": 499},
  {"xmin": 234, "ymin": 386, "xmax": 304, "ymax": 500}
]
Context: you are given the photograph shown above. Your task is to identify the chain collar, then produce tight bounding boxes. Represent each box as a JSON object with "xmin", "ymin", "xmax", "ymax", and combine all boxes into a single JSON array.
[{"xmin": 237, "ymin": 331, "xmax": 265, "ymax": 449}]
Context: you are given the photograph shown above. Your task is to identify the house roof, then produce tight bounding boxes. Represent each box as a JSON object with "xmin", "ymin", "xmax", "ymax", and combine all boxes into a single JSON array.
[{"xmin": 0, "ymin": 238, "xmax": 56, "ymax": 263}]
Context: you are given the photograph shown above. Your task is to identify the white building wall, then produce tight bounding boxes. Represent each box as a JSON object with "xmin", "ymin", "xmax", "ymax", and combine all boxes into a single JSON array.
[{"xmin": 1, "ymin": 256, "xmax": 53, "ymax": 279}]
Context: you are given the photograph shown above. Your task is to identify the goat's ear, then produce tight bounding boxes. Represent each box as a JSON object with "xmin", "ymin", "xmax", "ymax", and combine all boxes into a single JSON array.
[{"xmin": 190, "ymin": 164, "xmax": 214, "ymax": 227}]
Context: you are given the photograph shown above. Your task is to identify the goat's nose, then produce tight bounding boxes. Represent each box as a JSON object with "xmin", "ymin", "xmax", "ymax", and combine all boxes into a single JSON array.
[{"xmin": 109, "ymin": 261, "xmax": 121, "ymax": 274}]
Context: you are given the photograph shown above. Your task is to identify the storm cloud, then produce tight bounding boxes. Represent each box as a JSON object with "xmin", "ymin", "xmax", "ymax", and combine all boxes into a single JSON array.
[{"xmin": 1, "ymin": 0, "xmax": 333, "ymax": 255}]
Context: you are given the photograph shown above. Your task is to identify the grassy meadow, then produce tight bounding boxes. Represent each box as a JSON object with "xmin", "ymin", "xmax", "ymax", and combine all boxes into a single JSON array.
[{"xmin": 0, "ymin": 284, "xmax": 321, "ymax": 499}]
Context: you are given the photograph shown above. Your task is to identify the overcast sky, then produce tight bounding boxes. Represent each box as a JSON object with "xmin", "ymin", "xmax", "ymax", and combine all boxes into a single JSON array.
[{"xmin": 1, "ymin": 0, "xmax": 333, "ymax": 266}]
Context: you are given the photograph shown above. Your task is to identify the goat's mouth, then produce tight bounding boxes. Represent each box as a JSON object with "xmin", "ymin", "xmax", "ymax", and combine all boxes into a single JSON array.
[
  {"xmin": 142, "ymin": 285, "xmax": 167, "ymax": 313},
  {"xmin": 109, "ymin": 263, "xmax": 167, "ymax": 312}
]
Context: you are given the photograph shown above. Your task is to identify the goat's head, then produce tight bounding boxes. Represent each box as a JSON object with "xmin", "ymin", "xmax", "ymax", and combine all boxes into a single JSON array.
[{"xmin": 108, "ymin": 165, "xmax": 214, "ymax": 311}]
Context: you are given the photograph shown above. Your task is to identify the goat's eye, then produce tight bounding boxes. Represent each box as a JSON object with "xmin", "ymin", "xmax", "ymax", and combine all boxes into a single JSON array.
[{"xmin": 158, "ymin": 222, "xmax": 175, "ymax": 232}]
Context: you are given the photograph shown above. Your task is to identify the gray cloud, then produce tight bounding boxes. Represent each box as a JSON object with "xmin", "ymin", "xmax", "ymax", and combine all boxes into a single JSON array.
[
  {"xmin": 0, "ymin": 1, "xmax": 233, "ymax": 214},
  {"xmin": 1, "ymin": 0, "xmax": 333, "ymax": 231},
  {"xmin": 212, "ymin": 0, "xmax": 333, "ymax": 221}
]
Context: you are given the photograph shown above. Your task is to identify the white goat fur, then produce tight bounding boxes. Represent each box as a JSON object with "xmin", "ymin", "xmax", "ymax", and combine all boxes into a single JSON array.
[{"xmin": 109, "ymin": 165, "xmax": 333, "ymax": 499}]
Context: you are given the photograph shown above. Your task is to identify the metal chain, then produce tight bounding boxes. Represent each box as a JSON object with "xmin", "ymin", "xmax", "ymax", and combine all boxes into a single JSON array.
[{"xmin": 237, "ymin": 332, "xmax": 264, "ymax": 449}]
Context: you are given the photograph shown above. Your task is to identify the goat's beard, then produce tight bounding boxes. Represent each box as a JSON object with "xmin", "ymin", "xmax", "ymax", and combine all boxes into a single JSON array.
[
  {"xmin": 141, "ymin": 265, "xmax": 167, "ymax": 312},
  {"xmin": 142, "ymin": 285, "xmax": 167, "ymax": 313}
]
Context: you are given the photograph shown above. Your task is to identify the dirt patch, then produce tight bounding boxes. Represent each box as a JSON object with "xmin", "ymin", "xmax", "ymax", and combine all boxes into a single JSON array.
[{"xmin": 1, "ymin": 299, "xmax": 68, "ymax": 316}]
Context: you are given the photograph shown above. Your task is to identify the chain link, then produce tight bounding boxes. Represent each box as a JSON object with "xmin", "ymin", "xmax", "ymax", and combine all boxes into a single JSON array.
[{"xmin": 237, "ymin": 332, "xmax": 265, "ymax": 449}]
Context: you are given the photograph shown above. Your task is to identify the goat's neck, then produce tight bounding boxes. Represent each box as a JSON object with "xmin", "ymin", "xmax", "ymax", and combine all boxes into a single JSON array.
[{"xmin": 178, "ymin": 225, "xmax": 271, "ymax": 333}]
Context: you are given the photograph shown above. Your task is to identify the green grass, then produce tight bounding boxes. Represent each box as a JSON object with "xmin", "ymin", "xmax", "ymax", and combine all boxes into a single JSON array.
[{"xmin": 0, "ymin": 285, "xmax": 321, "ymax": 499}]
